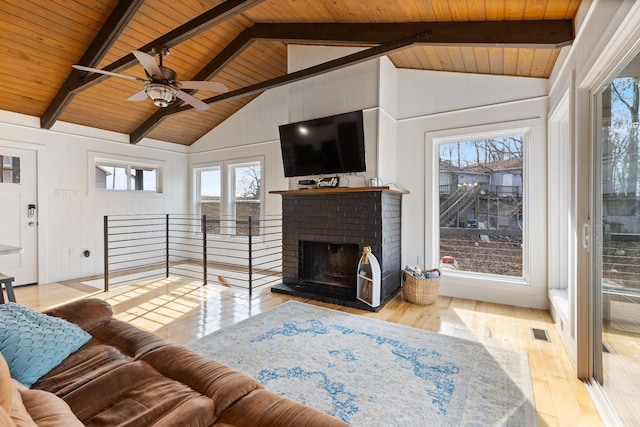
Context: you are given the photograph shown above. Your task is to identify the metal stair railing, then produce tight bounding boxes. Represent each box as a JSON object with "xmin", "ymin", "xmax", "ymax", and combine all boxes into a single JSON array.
[
  {"xmin": 103, "ymin": 214, "xmax": 282, "ymax": 297},
  {"xmin": 439, "ymin": 186, "xmax": 479, "ymax": 226}
]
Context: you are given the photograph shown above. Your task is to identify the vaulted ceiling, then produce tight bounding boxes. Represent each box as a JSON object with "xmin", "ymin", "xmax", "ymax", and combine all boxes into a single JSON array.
[{"xmin": 0, "ymin": 0, "xmax": 579, "ymax": 146}]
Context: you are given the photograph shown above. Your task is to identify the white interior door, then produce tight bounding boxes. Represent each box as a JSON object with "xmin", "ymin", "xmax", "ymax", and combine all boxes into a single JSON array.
[{"xmin": 0, "ymin": 147, "xmax": 38, "ymax": 285}]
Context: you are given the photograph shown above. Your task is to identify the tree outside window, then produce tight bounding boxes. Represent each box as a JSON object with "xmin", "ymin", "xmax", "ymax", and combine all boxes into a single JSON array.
[
  {"xmin": 601, "ymin": 76, "xmax": 640, "ymax": 291},
  {"xmin": 231, "ymin": 162, "xmax": 261, "ymax": 236}
]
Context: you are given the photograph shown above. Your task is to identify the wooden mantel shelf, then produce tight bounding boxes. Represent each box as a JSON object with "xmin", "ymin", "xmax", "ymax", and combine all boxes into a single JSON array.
[{"xmin": 270, "ymin": 186, "xmax": 409, "ymax": 196}]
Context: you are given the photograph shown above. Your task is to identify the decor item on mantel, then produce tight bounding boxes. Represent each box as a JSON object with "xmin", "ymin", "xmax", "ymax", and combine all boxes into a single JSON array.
[
  {"xmin": 270, "ymin": 186, "xmax": 408, "ymax": 312},
  {"xmin": 356, "ymin": 246, "xmax": 380, "ymax": 307}
]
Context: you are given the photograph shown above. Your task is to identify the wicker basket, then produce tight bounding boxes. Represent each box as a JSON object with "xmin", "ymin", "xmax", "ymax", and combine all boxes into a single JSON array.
[{"xmin": 401, "ymin": 268, "xmax": 440, "ymax": 305}]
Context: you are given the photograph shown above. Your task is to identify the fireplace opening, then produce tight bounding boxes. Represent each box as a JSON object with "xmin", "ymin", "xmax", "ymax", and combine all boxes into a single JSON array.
[{"xmin": 300, "ymin": 242, "xmax": 360, "ymax": 289}]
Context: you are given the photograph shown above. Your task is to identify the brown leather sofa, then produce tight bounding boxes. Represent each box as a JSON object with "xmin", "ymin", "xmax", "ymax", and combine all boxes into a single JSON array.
[{"xmin": 0, "ymin": 298, "xmax": 348, "ymax": 426}]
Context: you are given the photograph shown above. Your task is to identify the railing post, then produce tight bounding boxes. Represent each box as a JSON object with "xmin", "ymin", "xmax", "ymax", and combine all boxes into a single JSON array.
[
  {"xmin": 166, "ymin": 214, "xmax": 170, "ymax": 278},
  {"xmin": 202, "ymin": 215, "xmax": 207, "ymax": 286},
  {"xmin": 103, "ymin": 216, "xmax": 109, "ymax": 292},
  {"xmin": 248, "ymin": 216, "xmax": 253, "ymax": 298}
]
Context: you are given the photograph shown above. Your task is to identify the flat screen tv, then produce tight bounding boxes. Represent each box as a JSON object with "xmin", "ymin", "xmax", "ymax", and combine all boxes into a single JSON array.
[{"xmin": 278, "ymin": 110, "xmax": 366, "ymax": 178}]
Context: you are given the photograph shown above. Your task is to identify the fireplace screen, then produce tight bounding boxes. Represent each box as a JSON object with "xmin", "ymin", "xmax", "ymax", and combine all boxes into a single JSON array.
[{"xmin": 300, "ymin": 242, "xmax": 359, "ymax": 288}]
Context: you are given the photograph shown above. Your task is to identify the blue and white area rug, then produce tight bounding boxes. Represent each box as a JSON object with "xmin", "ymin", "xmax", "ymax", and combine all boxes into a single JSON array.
[{"xmin": 187, "ymin": 301, "xmax": 536, "ymax": 426}]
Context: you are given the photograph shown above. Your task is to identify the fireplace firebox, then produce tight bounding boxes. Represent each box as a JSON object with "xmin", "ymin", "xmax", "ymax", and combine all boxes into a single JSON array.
[
  {"xmin": 300, "ymin": 242, "xmax": 360, "ymax": 289},
  {"xmin": 270, "ymin": 186, "xmax": 407, "ymax": 312}
]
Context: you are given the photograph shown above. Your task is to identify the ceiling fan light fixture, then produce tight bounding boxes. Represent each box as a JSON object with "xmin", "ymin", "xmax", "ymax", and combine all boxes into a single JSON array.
[{"xmin": 145, "ymin": 83, "xmax": 176, "ymax": 107}]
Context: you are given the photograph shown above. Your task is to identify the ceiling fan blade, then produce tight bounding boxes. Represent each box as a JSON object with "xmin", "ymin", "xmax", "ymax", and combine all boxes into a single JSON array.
[
  {"xmin": 178, "ymin": 81, "xmax": 229, "ymax": 93},
  {"xmin": 72, "ymin": 65, "xmax": 146, "ymax": 82},
  {"xmin": 132, "ymin": 50, "xmax": 163, "ymax": 79},
  {"xmin": 176, "ymin": 90, "xmax": 209, "ymax": 111},
  {"xmin": 127, "ymin": 89, "xmax": 148, "ymax": 102}
]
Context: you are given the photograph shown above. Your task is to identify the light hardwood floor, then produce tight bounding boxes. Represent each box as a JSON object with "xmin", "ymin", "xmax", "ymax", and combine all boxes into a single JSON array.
[{"xmin": 14, "ymin": 277, "xmax": 604, "ymax": 427}]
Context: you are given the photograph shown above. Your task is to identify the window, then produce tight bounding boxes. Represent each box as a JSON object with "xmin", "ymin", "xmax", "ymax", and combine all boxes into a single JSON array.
[
  {"xmin": 230, "ymin": 161, "xmax": 262, "ymax": 236},
  {"xmin": 197, "ymin": 166, "xmax": 222, "ymax": 234},
  {"xmin": 195, "ymin": 158, "xmax": 262, "ymax": 237},
  {"xmin": 95, "ymin": 162, "xmax": 160, "ymax": 192},
  {"xmin": 438, "ymin": 135, "xmax": 524, "ymax": 278}
]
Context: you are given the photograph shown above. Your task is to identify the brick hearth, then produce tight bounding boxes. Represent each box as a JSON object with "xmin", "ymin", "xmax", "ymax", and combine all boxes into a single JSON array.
[{"xmin": 270, "ymin": 187, "xmax": 407, "ymax": 311}]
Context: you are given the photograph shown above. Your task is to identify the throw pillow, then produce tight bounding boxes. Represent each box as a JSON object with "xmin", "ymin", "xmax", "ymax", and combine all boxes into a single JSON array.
[{"xmin": 0, "ymin": 303, "xmax": 91, "ymax": 388}]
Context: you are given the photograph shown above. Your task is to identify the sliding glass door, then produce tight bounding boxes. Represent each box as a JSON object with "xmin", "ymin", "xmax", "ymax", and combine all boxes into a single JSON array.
[{"xmin": 594, "ymin": 52, "xmax": 640, "ymax": 426}]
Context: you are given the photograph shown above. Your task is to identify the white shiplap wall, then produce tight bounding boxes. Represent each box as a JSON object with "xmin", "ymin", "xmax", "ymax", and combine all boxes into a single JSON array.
[{"xmin": 0, "ymin": 111, "xmax": 189, "ymax": 283}]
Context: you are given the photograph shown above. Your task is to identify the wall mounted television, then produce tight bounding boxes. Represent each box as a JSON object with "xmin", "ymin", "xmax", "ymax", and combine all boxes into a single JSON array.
[{"xmin": 278, "ymin": 110, "xmax": 366, "ymax": 178}]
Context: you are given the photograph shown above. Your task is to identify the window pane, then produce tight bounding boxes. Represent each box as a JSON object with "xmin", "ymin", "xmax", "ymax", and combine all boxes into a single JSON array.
[
  {"xmin": 232, "ymin": 163, "xmax": 261, "ymax": 236},
  {"xmin": 234, "ymin": 165, "xmax": 261, "ymax": 200},
  {"xmin": 439, "ymin": 137, "xmax": 524, "ymax": 277},
  {"xmin": 597, "ymin": 67, "xmax": 640, "ymax": 426},
  {"xmin": 0, "ymin": 156, "xmax": 20, "ymax": 184},
  {"xmin": 131, "ymin": 168, "xmax": 157, "ymax": 191},
  {"xmin": 97, "ymin": 165, "xmax": 127, "ymax": 190},
  {"xmin": 199, "ymin": 168, "xmax": 221, "ymax": 234}
]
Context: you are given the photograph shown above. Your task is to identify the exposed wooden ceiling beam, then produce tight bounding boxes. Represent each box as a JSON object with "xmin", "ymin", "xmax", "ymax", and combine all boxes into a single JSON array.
[
  {"xmin": 40, "ymin": 0, "xmax": 145, "ymax": 129},
  {"xmin": 252, "ymin": 20, "xmax": 574, "ymax": 48},
  {"xmin": 41, "ymin": 0, "xmax": 264, "ymax": 129},
  {"xmin": 129, "ymin": 19, "xmax": 573, "ymax": 143}
]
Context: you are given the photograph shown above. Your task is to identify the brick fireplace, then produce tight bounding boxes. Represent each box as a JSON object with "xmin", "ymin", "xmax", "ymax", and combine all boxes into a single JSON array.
[{"xmin": 270, "ymin": 187, "xmax": 407, "ymax": 311}]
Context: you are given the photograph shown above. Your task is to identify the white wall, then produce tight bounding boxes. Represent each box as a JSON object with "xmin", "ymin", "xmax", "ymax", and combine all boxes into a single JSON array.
[
  {"xmin": 377, "ymin": 57, "xmax": 399, "ymax": 186},
  {"xmin": 190, "ymin": 86, "xmax": 289, "ymax": 152},
  {"xmin": 397, "ymin": 69, "xmax": 548, "ymax": 119},
  {"xmin": 0, "ymin": 111, "xmax": 189, "ymax": 283},
  {"xmin": 287, "ymin": 45, "xmax": 379, "ymax": 122},
  {"xmin": 193, "ymin": 44, "xmax": 553, "ymax": 309},
  {"xmin": 286, "ymin": 45, "xmax": 382, "ymax": 188},
  {"xmin": 393, "ymin": 70, "xmax": 549, "ymax": 308}
]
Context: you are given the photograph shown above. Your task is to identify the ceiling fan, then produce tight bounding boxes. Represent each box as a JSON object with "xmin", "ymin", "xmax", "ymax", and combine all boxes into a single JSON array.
[{"xmin": 72, "ymin": 47, "xmax": 228, "ymax": 110}]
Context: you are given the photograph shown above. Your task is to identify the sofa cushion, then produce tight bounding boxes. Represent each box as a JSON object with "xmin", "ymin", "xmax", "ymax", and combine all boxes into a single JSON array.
[
  {"xmin": 140, "ymin": 344, "xmax": 264, "ymax": 419},
  {"xmin": 0, "ymin": 352, "xmax": 12, "ymax": 413},
  {"xmin": 0, "ymin": 303, "xmax": 91, "ymax": 387},
  {"xmin": 33, "ymin": 342, "xmax": 133, "ymax": 395},
  {"xmin": 61, "ymin": 360, "xmax": 217, "ymax": 426},
  {"xmin": 11, "ymin": 379, "xmax": 84, "ymax": 427}
]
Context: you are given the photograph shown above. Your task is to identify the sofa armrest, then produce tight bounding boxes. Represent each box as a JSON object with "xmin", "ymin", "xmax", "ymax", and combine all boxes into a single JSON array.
[
  {"xmin": 11, "ymin": 380, "xmax": 84, "ymax": 427},
  {"xmin": 0, "ymin": 406, "xmax": 15, "ymax": 427},
  {"xmin": 43, "ymin": 298, "xmax": 112, "ymax": 333}
]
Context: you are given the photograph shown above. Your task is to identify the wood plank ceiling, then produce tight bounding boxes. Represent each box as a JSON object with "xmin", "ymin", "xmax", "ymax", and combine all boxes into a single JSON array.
[{"xmin": 0, "ymin": 0, "xmax": 580, "ymax": 146}]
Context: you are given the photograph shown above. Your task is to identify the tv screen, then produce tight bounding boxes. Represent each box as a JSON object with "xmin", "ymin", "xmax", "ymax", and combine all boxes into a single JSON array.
[{"xmin": 279, "ymin": 110, "xmax": 366, "ymax": 178}]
